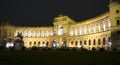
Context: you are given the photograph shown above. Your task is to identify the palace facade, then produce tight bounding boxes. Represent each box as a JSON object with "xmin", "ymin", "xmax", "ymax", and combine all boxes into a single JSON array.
[{"xmin": 0, "ymin": 0, "xmax": 120, "ymax": 50}]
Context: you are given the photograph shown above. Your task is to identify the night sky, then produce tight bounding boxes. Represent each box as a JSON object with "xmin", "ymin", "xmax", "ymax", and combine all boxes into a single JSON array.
[{"xmin": 0, "ymin": 0, "xmax": 109, "ymax": 26}]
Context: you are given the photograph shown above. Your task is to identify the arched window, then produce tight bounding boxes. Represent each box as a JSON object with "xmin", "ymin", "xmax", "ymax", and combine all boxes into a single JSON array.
[
  {"xmin": 34, "ymin": 41, "xmax": 36, "ymax": 46},
  {"xmin": 43, "ymin": 41, "xmax": 45, "ymax": 45},
  {"xmin": 89, "ymin": 40, "xmax": 91, "ymax": 45},
  {"xmin": 80, "ymin": 41, "xmax": 82, "ymax": 45},
  {"xmin": 75, "ymin": 41, "xmax": 78, "ymax": 46},
  {"xmin": 29, "ymin": 41, "xmax": 32, "ymax": 46},
  {"xmin": 71, "ymin": 41, "xmax": 73, "ymax": 46},
  {"xmin": 98, "ymin": 39, "xmax": 100, "ymax": 45},
  {"xmin": 103, "ymin": 38, "xmax": 106, "ymax": 45},
  {"xmin": 84, "ymin": 40, "xmax": 86, "ymax": 45},
  {"xmin": 93, "ymin": 39, "xmax": 96, "ymax": 45},
  {"xmin": 38, "ymin": 41, "xmax": 40, "ymax": 47},
  {"xmin": 46, "ymin": 41, "xmax": 49, "ymax": 47}
]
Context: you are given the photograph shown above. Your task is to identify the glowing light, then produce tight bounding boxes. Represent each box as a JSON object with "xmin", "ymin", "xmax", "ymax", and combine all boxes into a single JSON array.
[
  {"xmin": 37, "ymin": 31, "xmax": 40, "ymax": 37},
  {"xmin": 57, "ymin": 44, "xmax": 59, "ymax": 47},
  {"xmin": 93, "ymin": 28, "xmax": 96, "ymax": 33},
  {"xmin": 69, "ymin": 43, "xmax": 72, "ymax": 47},
  {"xmin": 6, "ymin": 42, "xmax": 14, "ymax": 48},
  {"xmin": 108, "ymin": 42, "xmax": 112, "ymax": 45},
  {"xmin": 84, "ymin": 29, "xmax": 86, "ymax": 34},
  {"xmin": 43, "ymin": 44, "xmax": 46, "ymax": 47},
  {"xmin": 88, "ymin": 29, "xmax": 91, "ymax": 33},
  {"xmin": 58, "ymin": 25, "xmax": 63, "ymax": 35},
  {"xmin": 23, "ymin": 30, "xmax": 27, "ymax": 37},
  {"xmin": 28, "ymin": 31, "xmax": 32, "ymax": 37},
  {"xmin": 77, "ymin": 44, "xmax": 81, "ymax": 48},
  {"xmin": 32, "ymin": 31, "xmax": 36, "ymax": 37},
  {"xmin": 45, "ymin": 31, "xmax": 49, "ymax": 37},
  {"xmin": 14, "ymin": 30, "xmax": 18, "ymax": 36},
  {"xmin": 75, "ymin": 30, "xmax": 77, "ymax": 36},
  {"xmin": 41, "ymin": 31, "xmax": 44, "ymax": 37},
  {"xmin": 80, "ymin": 30, "xmax": 82, "ymax": 35},
  {"xmin": 98, "ymin": 25, "xmax": 100, "ymax": 32},
  {"xmin": 103, "ymin": 24, "xmax": 106, "ymax": 31},
  {"xmin": 53, "ymin": 43, "xmax": 56, "ymax": 47}
]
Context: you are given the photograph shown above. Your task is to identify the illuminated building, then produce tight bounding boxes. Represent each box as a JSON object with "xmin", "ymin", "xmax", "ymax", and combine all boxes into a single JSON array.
[{"xmin": 0, "ymin": 0, "xmax": 120, "ymax": 50}]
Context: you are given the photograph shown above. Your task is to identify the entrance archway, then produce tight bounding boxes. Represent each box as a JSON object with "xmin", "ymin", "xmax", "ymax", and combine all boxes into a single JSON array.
[
  {"xmin": 52, "ymin": 39, "xmax": 57, "ymax": 48},
  {"xmin": 61, "ymin": 39, "xmax": 66, "ymax": 48}
]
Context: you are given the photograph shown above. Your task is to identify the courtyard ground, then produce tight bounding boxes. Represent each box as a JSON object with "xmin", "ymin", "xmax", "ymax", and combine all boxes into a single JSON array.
[{"xmin": 0, "ymin": 50, "xmax": 120, "ymax": 65}]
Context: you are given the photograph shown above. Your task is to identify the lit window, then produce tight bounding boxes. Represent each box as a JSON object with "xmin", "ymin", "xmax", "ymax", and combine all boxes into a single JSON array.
[
  {"xmin": 80, "ymin": 29, "xmax": 82, "ymax": 35},
  {"xmin": 93, "ymin": 28, "xmax": 96, "ymax": 33},
  {"xmin": 84, "ymin": 29, "xmax": 86, "ymax": 34},
  {"xmin": 98, "ymin": 25, "xmax": 101, "ymax": 32},
  {"xmin": 108, "ymin": 19, "xmax": 111, "ymax": 30},
  {"xmin": 103, "ymin": 25, "xmax": 106, "ymax": 31},
  {"xmin": 58, "ymin": 25, "xmax": 63, "ymax": 35}
]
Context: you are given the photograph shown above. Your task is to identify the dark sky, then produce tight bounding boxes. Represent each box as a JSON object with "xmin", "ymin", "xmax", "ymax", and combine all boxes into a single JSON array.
[{"xmin": 0, "ymin": 0, "xmax": 109, "ymax": 26}]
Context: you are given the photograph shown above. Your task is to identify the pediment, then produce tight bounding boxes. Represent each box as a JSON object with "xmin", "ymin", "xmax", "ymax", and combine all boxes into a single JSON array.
[{"xmin": 53, "ymin": 15, "xmax": 76, "ymax": 25}]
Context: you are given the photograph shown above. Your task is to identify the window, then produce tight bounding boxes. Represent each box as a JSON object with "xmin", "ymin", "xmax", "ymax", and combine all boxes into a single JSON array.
[
  {"xmin": 38, "ymin": 42, "xmax": 40, "ymax": 47},
  {"xmin": 80, "ymin": 41, "xmax": 82, "ymax": 45},
  {"xmin": 93, "ymin": 39, "xmax": 96, "ymax": 45},
  {"xmin": 34, "ymin": 41, "xmax": 36, "ymax": 46},
  {"xmin": 46, "ymin": 42, "xmax": 49, "ymax": 46},
  {"xmin": 43, "ymin": 42, "xmax": 45, "ymax": 45},
  {"xmin": 89, "ymin": 40, "xmax": 91, "ymax": 45},
  {"xmin": 103, "ymin": 38, "xmax": 106, "ymax": 45},
  {"xmin": 75, "ymin": 41, "xmax": 78, "ymax": 46},
  {"xmin": 116, "ymin": 10, "xmax": 119, "ymax": 13},
  {"xmin": 29, "ymin": 42, "xmax": 32, "ymax": 46},
  {"xmin": 84, "ymin": 40, "xmax": 86, "ymax": 45},
  {"xmin": 98, "ymin": 39, "xmax": 100, "ymax": 45},
  {"xmin": 71, "ymin": 41, "xmax": 73, "ymax": 46},
  {"xmin": 117, "ymin": 20, "xmax": 120, "ymax": 25}
]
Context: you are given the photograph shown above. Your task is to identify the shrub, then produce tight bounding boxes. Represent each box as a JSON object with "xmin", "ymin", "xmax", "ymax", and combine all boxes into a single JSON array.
[
  {"xmin": 81, "ymin": 47, "xmax": 88, "ymax": 51},
  {"xmin": 31, "ymin": 46, "xmax": 38, "ymax": 50},
  {"xmin": 21, "ymin": 46, "xmax": 26, "ymax": 50},
  {"xmin": 91, "ymin": 47, "xmax": 97, "ymax": 51},
  {"xmin": 99, "ymin": 48, "xmax": 105, "ymax": 52},
  {"xmin": 112, "ymin": 48, "xmax": 118, "ymax": 51},
  {"xmin": 0, "ymin": 46, "xmax": 4, "ymax": 50}
]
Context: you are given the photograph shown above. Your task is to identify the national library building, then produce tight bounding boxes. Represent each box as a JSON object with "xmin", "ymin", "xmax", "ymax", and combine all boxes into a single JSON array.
[{"xmin": 0, "ymin": 0, "xmax": 120, "ymax": 50}]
